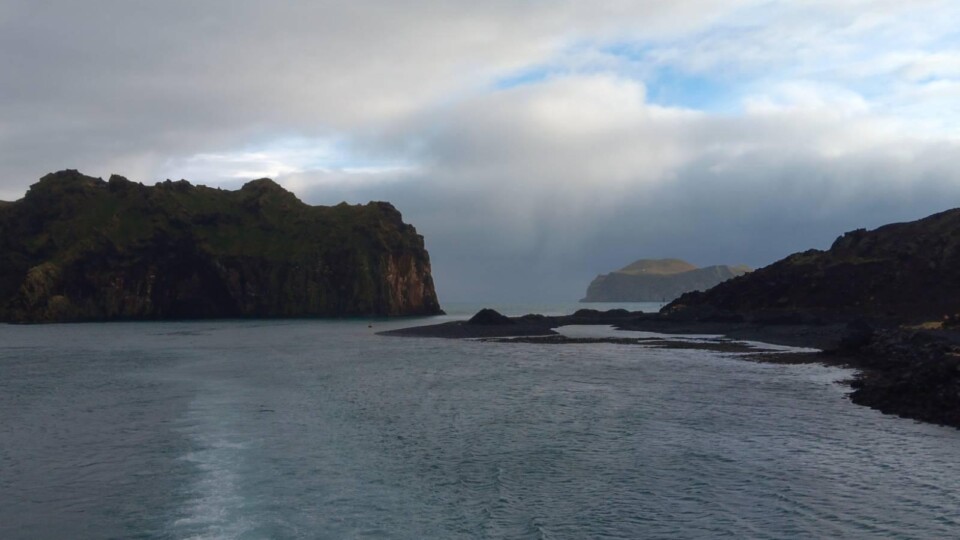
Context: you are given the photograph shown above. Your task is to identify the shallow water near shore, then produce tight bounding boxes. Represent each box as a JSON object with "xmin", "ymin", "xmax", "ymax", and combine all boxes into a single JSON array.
[{"xmin": 2, "ymin": 313, "xmax": 960, "ymax": 539}]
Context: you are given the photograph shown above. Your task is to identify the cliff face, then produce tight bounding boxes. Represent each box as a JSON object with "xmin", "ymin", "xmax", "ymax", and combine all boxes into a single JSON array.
[
  {"xmin": 581, "ymin": 258, "xmax": 751, "ymax": 302},
  {"xmin": 0, "ymin": 170, "xmax": 442, "ymax": 322},
  {"xmin": 664, "ymin": 208, "xmax": 960, "ymax": 323}
]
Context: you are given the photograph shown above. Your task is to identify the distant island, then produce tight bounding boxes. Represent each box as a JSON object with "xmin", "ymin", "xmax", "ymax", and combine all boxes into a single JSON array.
[
  {"xmin": 581, "ymin": 258, "xmax": 751, "ymax": 302},
  {"xmin": 0, "ymin": 170, "xmax": 442, "ymax": 322}
]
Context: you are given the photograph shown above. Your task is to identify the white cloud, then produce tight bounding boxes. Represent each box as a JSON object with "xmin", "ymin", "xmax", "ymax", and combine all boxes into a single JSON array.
[
  {"xmin": 743, "ymin": 81, "xmax": 870, "ymax": 115},
  {"xmin": 3, "ymin": 0, "xmax": 960, "ymax": 300},
  {"xmin": 281, "ymin": 70, "xmax": 960, "ymax": 300}
]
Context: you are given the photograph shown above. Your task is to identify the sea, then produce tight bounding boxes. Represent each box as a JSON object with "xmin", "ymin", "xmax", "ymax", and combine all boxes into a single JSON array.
[{"xmin": 2, "ymin": 302, "xmax": 959, "ymax": 539}]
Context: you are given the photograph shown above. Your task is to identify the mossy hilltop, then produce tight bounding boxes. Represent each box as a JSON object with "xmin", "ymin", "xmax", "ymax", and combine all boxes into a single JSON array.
[
  {"xmin": 0, "ymin": 170, "xmax": 442, "ymax": 322},
  {"xmin": 581, "ymin": 259, "xmax": 751, "ymax": 302}
]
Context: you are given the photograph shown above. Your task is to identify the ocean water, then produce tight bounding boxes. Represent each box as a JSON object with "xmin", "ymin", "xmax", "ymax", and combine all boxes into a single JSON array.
[{"xmin": 2, "ymin": 314, "xmax": 959, "ymax": 539}]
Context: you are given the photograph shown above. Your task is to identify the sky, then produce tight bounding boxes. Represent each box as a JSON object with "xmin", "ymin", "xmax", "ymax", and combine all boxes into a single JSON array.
[{"xmin": 2, "ymin": 1, "xmax": 960, "ymax": 302}]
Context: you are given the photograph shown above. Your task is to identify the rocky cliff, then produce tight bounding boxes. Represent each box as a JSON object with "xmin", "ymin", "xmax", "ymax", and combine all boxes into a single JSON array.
[
  {"xmin": 0, "ymin": 170, "xmax": 442, "ymax": 322},
  {"xmin": 581, "ymin": 258, "xmax": 750, "ymax": 302},
  {"xmin": 664, "ymin": 208, "xmax": 960, "ymax": 324}
]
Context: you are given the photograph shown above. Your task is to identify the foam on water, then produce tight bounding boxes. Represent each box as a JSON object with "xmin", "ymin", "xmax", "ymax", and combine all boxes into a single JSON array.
[
  {"xmin": 173, "ymin": 392, "xmax": 252, "ymax": 540},
  {"xmin": 556, "ymin": 324, "xmax": 822, "ymax": 354}
]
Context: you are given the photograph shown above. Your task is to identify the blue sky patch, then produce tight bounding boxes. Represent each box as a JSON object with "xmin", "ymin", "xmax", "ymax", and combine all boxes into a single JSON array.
[
  {"xmin": 493, "ymin": 66, "xmax": 555, "ymax": 90},
  {"xmin": 644, "ymin": 67, "xmax": 740, "ymax": 112}
]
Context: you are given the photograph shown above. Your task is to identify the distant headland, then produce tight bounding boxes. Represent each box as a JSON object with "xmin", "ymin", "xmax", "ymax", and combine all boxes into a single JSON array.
[
  {"xmin": 581, "ymin": 258, "xmax": 751, "ymax": 302},
  {"xmin": 0, "ymin": 170, "xmax": 442, "ymax": 322}
]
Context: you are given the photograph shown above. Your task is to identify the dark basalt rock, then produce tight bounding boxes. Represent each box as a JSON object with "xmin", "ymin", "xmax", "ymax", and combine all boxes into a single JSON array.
[
  {"xmin": 572, "ymin": 308, "xmax": 636, "ymax": 320},
  {"xmin": 468, "ymin": 308, "xmax": 513, "ymax": 325},
  {"xmin": 0, "ymin": 170, "xmax": 443, "ymax": 322},
  {"xmin": 837, "ymin": 320, "xmax": 875, "ymax": 353},
  {"xmin": 841, "ymin": 328, "xmax": 960, "ymax": 427},
  {"xmin": 665, "ymin": 207, "xmax": 960, "ymax": 325},
  {"xmin": 653, "ymin": 207, "xmax": 960, "ymax": 428}
]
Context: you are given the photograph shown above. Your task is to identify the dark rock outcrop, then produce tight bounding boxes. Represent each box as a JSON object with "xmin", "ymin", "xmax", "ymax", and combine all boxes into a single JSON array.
[
  {"xmin": 654, "ymin": 208, "xmax": 960, "ymax": 428},
  {"xmin": 581, "ymin": 258, "xmax": 750, "ymax": 302},
  {"xmin": 665, "ymin": 208, "xmax": 960, "ymax": 324},
  {"xmin": 468, "ymin": 308, "xmax": 513, "ymax": 325},
  {"xmin": 0, "ymin": 170, "xmax": 442, "ymax": 322},
  {"xmin": 840, "ymin": 326, "xmax": 960, "ymax": 427}
]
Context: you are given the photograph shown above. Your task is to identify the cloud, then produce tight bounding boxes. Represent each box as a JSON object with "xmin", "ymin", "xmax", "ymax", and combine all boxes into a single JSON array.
[
  {"xmin": 0, "ymin": 1, "xmax": 749, "ymax": 187},
  {"xmin": 2, "ymin": 1, "xmax": 960, "ymax": 301},
  {"xmin": 285, "ymin": 73, "xmax": 960, "ymax": 301}
]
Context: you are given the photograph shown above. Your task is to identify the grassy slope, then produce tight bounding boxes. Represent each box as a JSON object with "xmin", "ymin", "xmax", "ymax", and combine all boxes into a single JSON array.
[{"xmin": 617, "ymin": 258, "xmax": 698, "ymax": 275}]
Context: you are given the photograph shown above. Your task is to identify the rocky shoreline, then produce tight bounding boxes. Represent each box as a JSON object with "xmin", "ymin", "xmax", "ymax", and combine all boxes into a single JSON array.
[{"xmin": 382, "ymin": 308, "xmax": 960, "ymax": 429}]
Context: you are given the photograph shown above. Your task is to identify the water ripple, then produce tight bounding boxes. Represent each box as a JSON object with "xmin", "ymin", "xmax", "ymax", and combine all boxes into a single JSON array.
[{"xmin": 2, "ymin": 320, "xmax": 960, "ymax": 539}]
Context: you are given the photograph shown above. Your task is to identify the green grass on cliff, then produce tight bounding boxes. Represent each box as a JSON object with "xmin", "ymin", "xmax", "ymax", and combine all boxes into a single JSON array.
[
  {"xmin": 616, "ymin": 258, "xmax": 698, "ymax": 275},
  {"xmin": 0, "ymin": 170, "xmax": 439, "ymax": 321},
  {"xmin": 3, "ymin": 171, "xmax": 420, "ymax": 264}
]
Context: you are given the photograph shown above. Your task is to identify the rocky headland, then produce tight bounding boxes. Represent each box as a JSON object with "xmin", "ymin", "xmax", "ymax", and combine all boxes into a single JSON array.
[
  {"xmin": 653, "ymin": 209, "xmax": 960, "ymax": 427},
  {"xmin": 0, "ymin": 170, "xmax": 442, "ymax": 322},
  {"xmin": 581, "ymin": 258, "xmax": 750, "ymax": 302},
  {"xmin": 664, "ymin": 208, "xmax": 960, "ymax": 324},
  {"xmin": 388, "ymin": 209, "xmax": 960, "ymax": 428}
]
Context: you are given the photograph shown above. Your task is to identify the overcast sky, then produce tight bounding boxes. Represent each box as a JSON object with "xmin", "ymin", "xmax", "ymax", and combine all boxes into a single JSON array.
[{"xmin": 2, "ymin": 1, "xmax": 960, "ymax": 302}]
